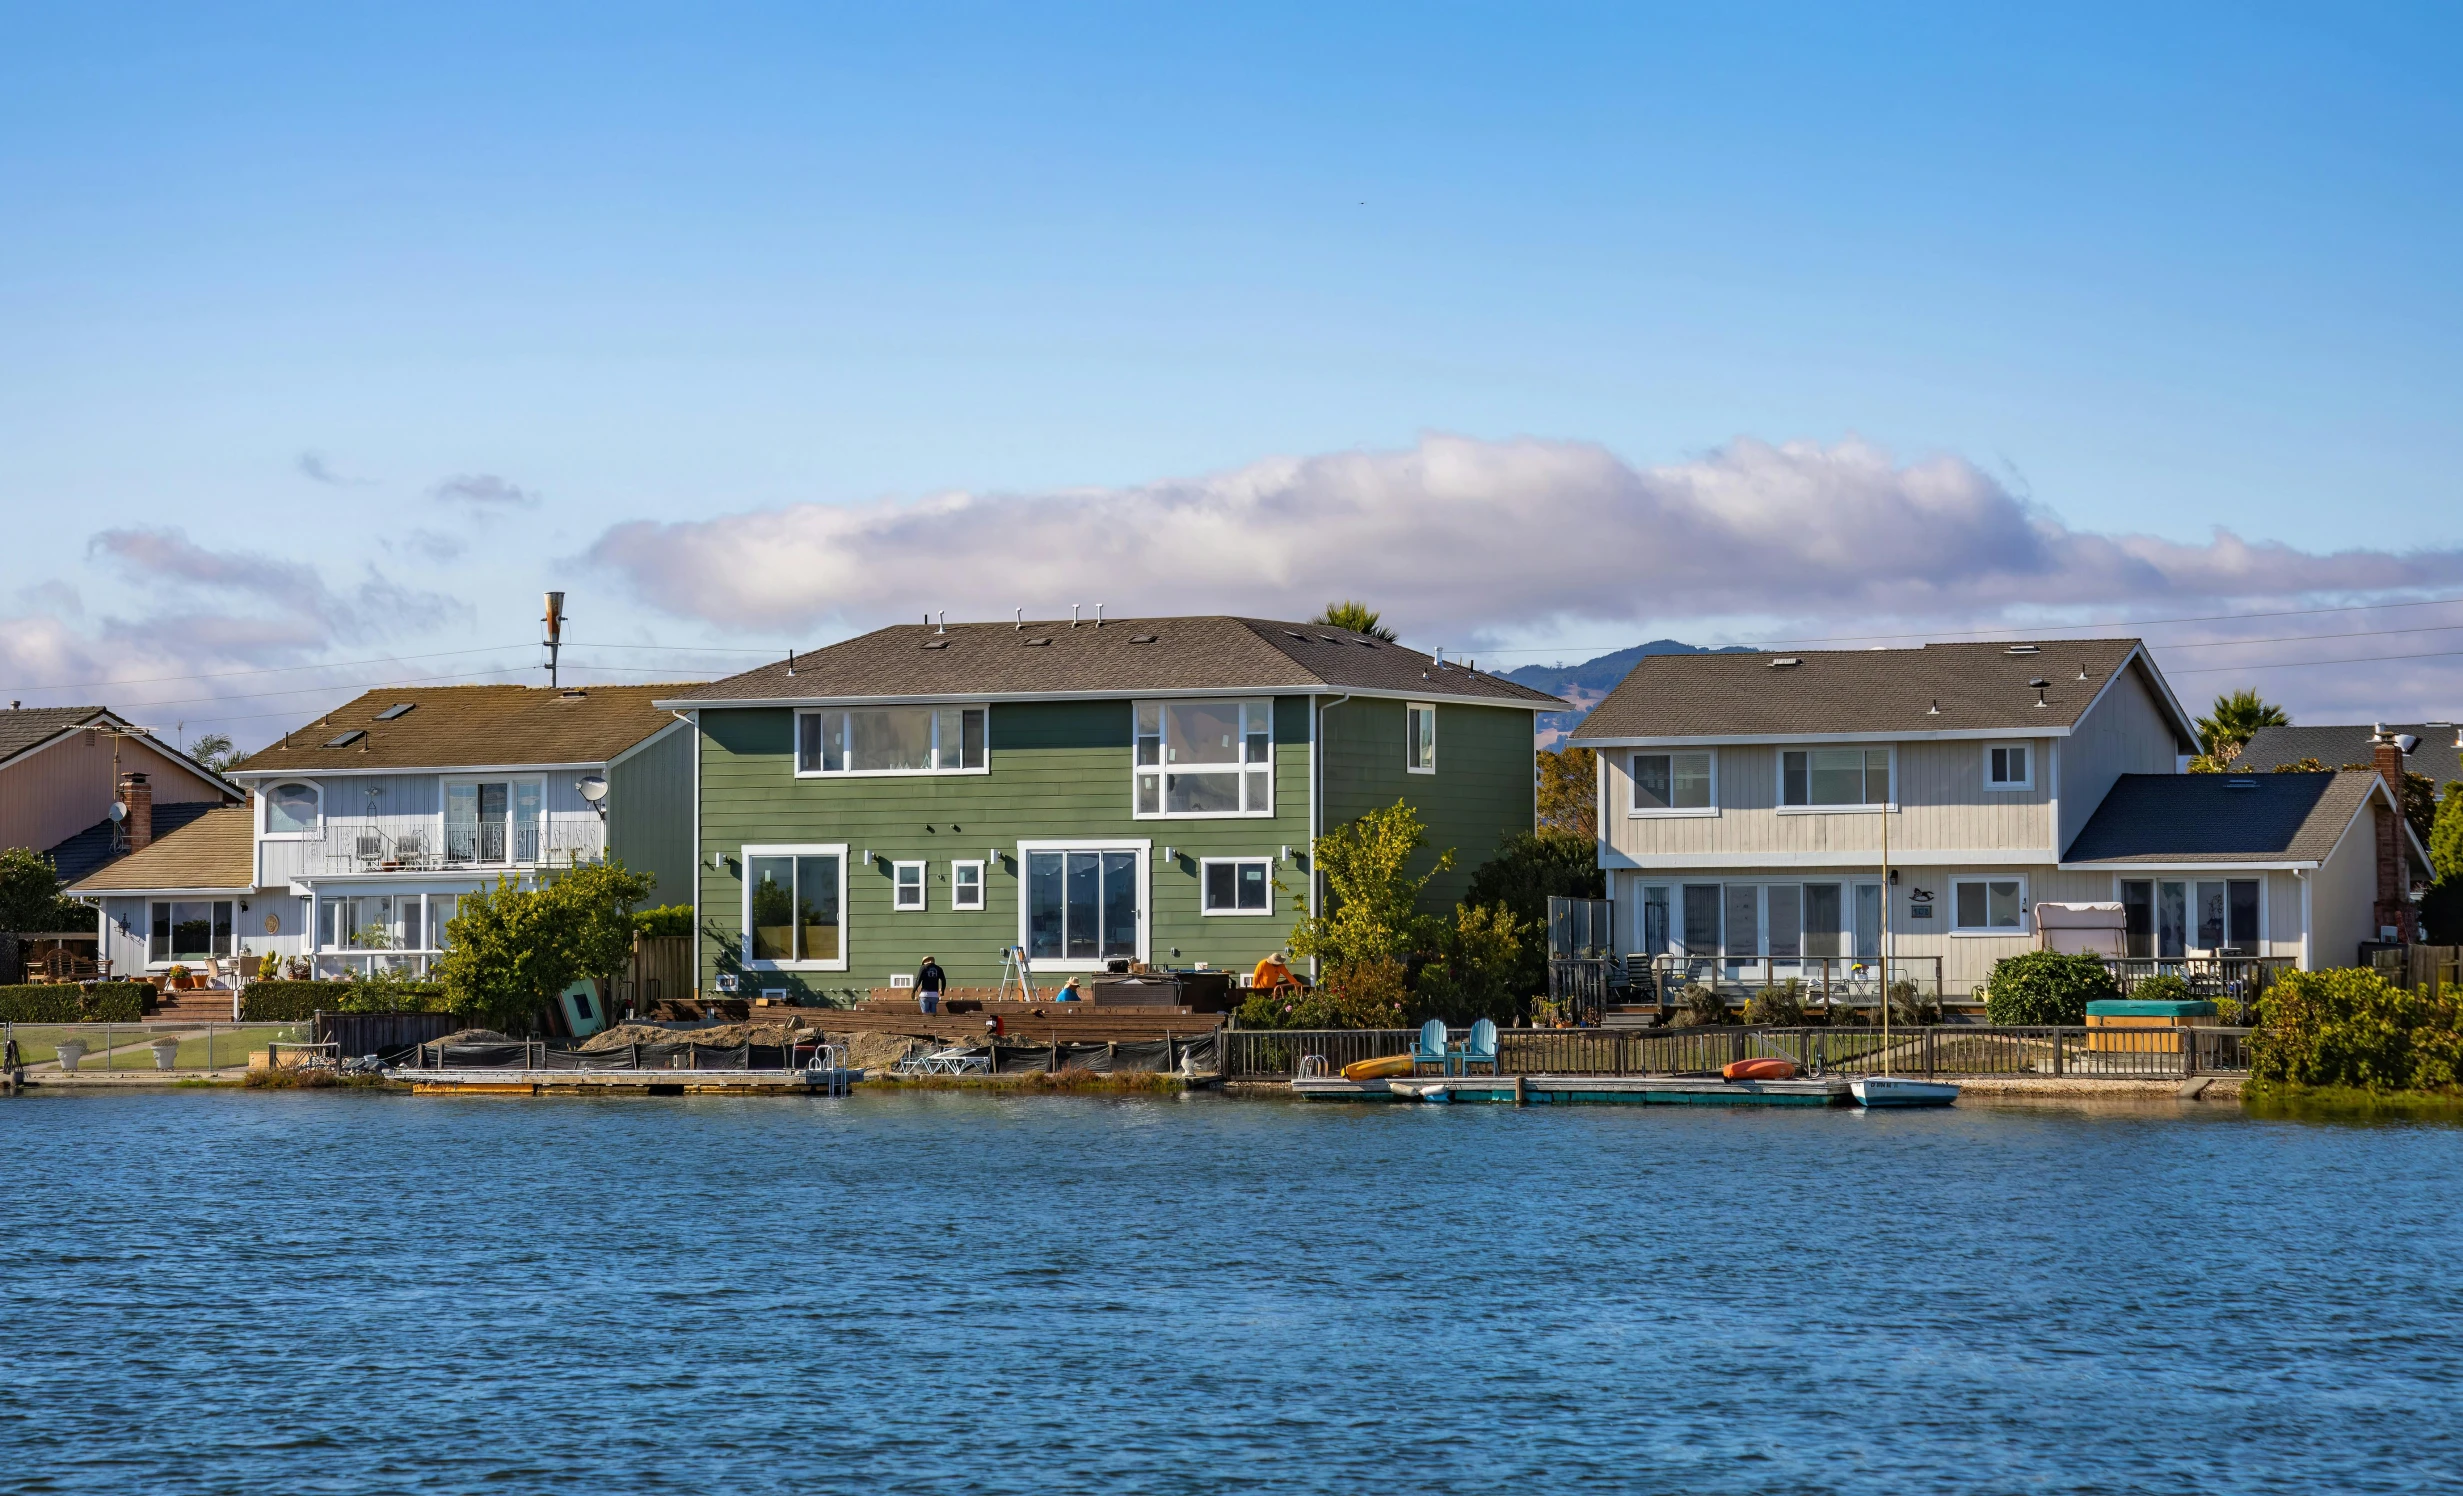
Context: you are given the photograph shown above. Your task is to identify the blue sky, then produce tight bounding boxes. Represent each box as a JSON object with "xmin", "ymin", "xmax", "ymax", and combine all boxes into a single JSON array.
[{"xmin": 3, "ymin": 4, "xmax": 2460, "ymax": 741}]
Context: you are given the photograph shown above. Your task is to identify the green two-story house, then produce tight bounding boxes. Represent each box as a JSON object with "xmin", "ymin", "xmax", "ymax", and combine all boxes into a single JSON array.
[{"xmin": 656, "ymin": 616, "xmax": 1562, "ymax": 1000}]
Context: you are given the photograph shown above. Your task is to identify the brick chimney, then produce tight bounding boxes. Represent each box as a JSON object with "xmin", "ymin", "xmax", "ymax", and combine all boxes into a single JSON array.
[
  {"xmin": 2369, "ymin": 726, "xmax": 2416, "ymax": 942},
  {"xmin": 117, "ymin": 771, "xmax": 153, "ymax": 853}
]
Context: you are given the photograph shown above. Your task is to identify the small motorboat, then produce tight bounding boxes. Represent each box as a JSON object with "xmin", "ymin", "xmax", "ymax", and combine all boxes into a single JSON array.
[{"xmin": 1851, "ymin": 1077, "xmax": 1961, "ymax": 1108}]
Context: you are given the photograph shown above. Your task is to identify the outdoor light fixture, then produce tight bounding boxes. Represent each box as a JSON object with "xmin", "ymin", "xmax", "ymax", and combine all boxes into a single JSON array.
[{"xmin": 1161, "ymin": 846, "xmax": 1175, "ymax": 861}]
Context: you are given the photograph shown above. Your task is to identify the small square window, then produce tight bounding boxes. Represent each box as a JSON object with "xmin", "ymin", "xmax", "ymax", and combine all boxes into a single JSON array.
[
  {"xmin": 1986, "ymin": 744, "xmax": 2033, "ymax": 790},
  {"xmin": 1201, "ymin": 859, "xmax": 1273, "ymax": 915},
  {"xmin": 1952, "ymin": 878, "xmax": 2025, "ymax": 931},
  {"xmin": 893, "ymin": 861, "xmax": 927, "ymax": 912},
  {"xmin": 952, "ymin": 861, "xmax": 985, "ymax": 911}
]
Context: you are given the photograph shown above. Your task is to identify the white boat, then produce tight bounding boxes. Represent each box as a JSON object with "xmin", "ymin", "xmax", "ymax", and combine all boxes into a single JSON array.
[{"xmin": 1851, "ymin": 1077, "xmax": 1961, "ymax": 1108}]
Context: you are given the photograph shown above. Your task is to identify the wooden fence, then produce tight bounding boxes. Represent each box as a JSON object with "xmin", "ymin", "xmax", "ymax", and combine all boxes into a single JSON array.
[{"xmin": 613, "ymin": 935, "xmax": 693, "ymax": 1015}]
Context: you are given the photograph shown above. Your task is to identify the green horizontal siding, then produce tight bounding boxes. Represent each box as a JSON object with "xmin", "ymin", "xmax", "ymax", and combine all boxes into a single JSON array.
[
  {"xmin": 1320, "ymin": 697, "xmax": 1536, "ymax": 912},
  {"xmin": 695, "ymin": 698, "xmax": 1314, "ymax": 996}
]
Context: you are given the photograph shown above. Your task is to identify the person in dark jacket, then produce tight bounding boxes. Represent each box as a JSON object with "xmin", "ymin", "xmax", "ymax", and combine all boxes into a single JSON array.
[{"xmin": 916, "ymin": 956, "xmax": 945, "ymax": 1015}]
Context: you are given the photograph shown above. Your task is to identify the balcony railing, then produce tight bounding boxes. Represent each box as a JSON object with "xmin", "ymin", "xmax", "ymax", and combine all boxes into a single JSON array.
[
  {"xmin": 1642, "ymin": 954, "xmax": 1946, "ymax": 1006},
  {"xmin": 302, "ymin": 819, "xmax": 605, "ymax": 876}
]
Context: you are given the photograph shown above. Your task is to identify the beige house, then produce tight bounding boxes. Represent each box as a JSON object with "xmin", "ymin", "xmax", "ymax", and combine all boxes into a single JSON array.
[{"xmin": 1569, "ymin": 639, "xmax": 2428, "ymax": 999}]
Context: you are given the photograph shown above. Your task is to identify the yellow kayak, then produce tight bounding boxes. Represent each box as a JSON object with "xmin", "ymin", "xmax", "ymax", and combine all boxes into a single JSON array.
[{"xmin": 1341, "ymin": 1053, "xmax": 1415, "ymax": 1082}]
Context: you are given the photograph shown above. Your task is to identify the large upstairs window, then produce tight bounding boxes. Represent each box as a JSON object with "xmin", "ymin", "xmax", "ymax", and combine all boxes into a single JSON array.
[
  {"xmin": 1780, "ymin": 747, "xmax": 1892, "ymax": 810},
  {"xmin": 1134, "ymin": 699, "xmax": 1272, "ymax": 817},
  {"xmin": 797, "ymin": 706, "xmax": 987, "ymax": 776}
]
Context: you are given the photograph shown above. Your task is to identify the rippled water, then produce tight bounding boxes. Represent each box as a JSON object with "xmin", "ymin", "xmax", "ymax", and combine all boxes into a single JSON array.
[{"xmin": 4, "ymin": 1089, "xmax": 2459, "ymax": 1493}]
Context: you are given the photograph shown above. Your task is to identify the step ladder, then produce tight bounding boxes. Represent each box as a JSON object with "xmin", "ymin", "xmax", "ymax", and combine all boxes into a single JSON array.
[{"xmin": 995, "ymin": 944, "xmax": 1037, "ymax": 1004}]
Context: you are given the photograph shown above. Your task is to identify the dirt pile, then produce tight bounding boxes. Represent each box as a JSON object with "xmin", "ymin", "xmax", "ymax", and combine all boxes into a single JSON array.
[
  {"xmin": 438, "ymin": 1028, "xmax": 514, "ymax": 1046},
  {"xmin": 578, "ymin": 1020, "xmax": 806, "ymax": 1051}
]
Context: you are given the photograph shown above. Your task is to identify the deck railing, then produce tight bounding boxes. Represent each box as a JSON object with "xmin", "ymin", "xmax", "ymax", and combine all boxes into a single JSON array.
[
  {"xmin": 1642, "ymin": 955, "xmax": 1946, "ymax": 1006},
  {"xmin": 2098, "ymin": 957, "xmax": 2294, "ymax": 1002},
  {"xmin": 302, "ymin": 819, "xmax": 605, "ymax": 875},
  {"xmin": 1221, "ymin": 1023, "xmax": 2254, "ymax": 1080}
]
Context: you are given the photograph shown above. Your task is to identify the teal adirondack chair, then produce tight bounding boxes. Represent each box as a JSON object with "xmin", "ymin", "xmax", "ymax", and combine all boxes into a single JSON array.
[
  {"xmin": 1411, "ymin": 1018, "xmax": 1452, "ymax": 1074},
  {"xmin": 1461, "ymin": 1018, "xmax": 1499, "ymax": 1075}
]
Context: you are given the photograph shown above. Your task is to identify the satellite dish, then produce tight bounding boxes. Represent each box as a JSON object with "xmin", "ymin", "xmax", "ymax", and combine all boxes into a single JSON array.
[
  {"xmin": 108, "ymin": 801, "xmax": 127, "ymax": 822},
  {"xmin": 577, "ymin": 775, "xmax": 610, "ymax": 805}
]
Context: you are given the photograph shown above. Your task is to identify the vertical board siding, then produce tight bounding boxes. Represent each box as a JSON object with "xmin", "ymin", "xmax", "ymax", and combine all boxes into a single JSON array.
[
  {"xmin": 695, "ymin": 698, "xmax": 1316, "ymax": 998},
  {"xmin": 0, "ymin": 729, "xmax": 232, "ymax": 855},
  {"xmin": 1319, "ymin": 698, "xmax": 1536, "ymax": 913},
  {"xmin": 607, "ymin": 724, "xmax": 695, "ymax": 907},
  {"xmin": 2058, "ymin": 667, "xmax": 2187, "ymax": 854}
]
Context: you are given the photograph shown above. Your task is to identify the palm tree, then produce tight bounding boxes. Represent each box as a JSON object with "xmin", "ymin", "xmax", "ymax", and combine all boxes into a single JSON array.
[
  {"xmin": 1312, "ymin": 601, "xmax": 1397, "ymax": 642},
  {"xmin": 2195, "ymin": 689, "xmax": 2289, "ymax": 762},
  {"xmin": 186, "ymin": 732, "xmax": 237, "ymax": 772}
]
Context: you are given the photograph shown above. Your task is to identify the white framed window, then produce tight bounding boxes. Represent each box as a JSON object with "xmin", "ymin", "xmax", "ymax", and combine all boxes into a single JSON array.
[
  {"xmin": 1985, "ymin": 743, "xmax": 2035, "ymax": 791},
  {"xmin": 951, "ymin": 860, "xmax": 986, "ymax": 911},
  {"xmin": 796, "ymin": 706, "xmax": 987, "ymax": 777},
  {"xmin": 1630, "ymin": 751, "xmax": 1715, "ymax": 815},
  {"xmin": 1018, "ymin": 839, "xmax": 1148, "ymax": 971},
  {"xmin": 1134, "ymin": 699, "xmax": 1272, "ymax": 817},
  {"xmin": 1407, "ymin": 703, "xmax": 1436, "ymax": 773},
  {"xmin": 1200, "ymin": 858, "xmax": 1273, "ymax": 915},
  {"xmin": 262, "ymin": 781, "xmax": 322, "ymax": 837},
  {"xmin": 2119, "ymin": 877, "xmax": 2261, "ymax": 957},
  {"xmin": 443, "ymin": 777, "xmax": 545, "ymax": 864},
  {"xmin": 1667, "ymin": 882, "xmax": 1884, "ymax": 959},
  {"xmin": 892, "ymin": 860, "xmax": 927, "ymax": 911},
  {"xmin": 1951, "ymin": 877, "xmax": 2027, "ymax": 933},
  {"xmin": 149, "ymin": 900, "xmax": 234, "ymax": 964},
  {"xmin": 1779, "ymin": 747, "xmax": 1893, "ymax": 811},
  {"xmin": 743, "ymin": 843, "xmax": 849, "ymax": 970}
]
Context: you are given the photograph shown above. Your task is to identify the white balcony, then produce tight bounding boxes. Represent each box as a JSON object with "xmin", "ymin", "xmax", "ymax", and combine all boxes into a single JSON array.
[{"xmin": 301, "ymin": 818, "xmax": 605, "ymax": 876}]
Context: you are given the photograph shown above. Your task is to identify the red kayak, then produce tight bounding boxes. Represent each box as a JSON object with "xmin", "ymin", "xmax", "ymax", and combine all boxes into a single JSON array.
[{"xmin": 1721, "ymin": 1057, "xmax": 1799, "ymax": 1081}]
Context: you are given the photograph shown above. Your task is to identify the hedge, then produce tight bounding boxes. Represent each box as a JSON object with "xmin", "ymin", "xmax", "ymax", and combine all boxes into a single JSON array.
[
  {"xmin": 1981, "ymin": 951, "xmax": 2120, "ymax": 1025},
  {"xmin": 238, "ymin": 980, "xmax": 451, "ymax": 1021},
  {"xmin": 2251, "ymin": 967, "xmax": 2463, "ymax": 1094},
  {"xmin": 0, "ymin": 983, "xmax": 158, "ymax": 1022}
]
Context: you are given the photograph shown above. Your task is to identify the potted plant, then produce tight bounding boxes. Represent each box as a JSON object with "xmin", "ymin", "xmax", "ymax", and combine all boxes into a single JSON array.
[
  {"xmin": 55, "ymin": 1037, "xmax": 88, "ymax": 1072},
  {"xmin": 150, "ymin": 1035, "xmax": 182, "ymax": 1070},
  {"xmin": 164, "ymin": 963, "xmax": 191, "ymax": 991}
]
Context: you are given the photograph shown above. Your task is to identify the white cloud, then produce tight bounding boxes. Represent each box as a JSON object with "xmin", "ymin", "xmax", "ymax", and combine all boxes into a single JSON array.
[
  {"xmin": 88, "ymin": 527, "xmax": 467, "ymax": 643},
  {"xmin": 429, "ymin": 473, "xmax": 537, "ymax": 506},
  {"xmin": 585, "ymin": 433, "xmax": 2463, "ymax": 643}
]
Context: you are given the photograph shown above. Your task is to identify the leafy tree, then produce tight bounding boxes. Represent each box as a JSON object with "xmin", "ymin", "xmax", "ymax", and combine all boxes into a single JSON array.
[
  {"xmin": 1286, "ymin": 800, "xmax": 1450, "ymax": 969},
  {"xmin": 2193, "ymin": 688, "xmax": 2289, "ymax": 762},
  {"xmin": 1460, "ymin": 830, "xmax": 1604, "ymax": 1009},
  {"xmin": 1234, "ymin": 956, "xmax": 1413, "ymax": 1029},
  {"xmin": 435, "ymin": 860, "xmax": 655, "ymax": 1026},
  {"xmin": 1310, "ymin": 601, "xmax": 1397, "ymax": 642},
  {"xmin": 1412, "ymin": 903, "xmax": 1528, "ymax": 1025},
  {"xmin": 1981, "ymin": 950, "xmax": 2119, "ymax": 1025},
  {"xmin": 0, "ymin": 847, "xmax": 88, "ymax": 933},
  {"xmin": 632, "ymin": 903, "xmax": 695, "ymax": 938},
  {"xmin": 185, "ymin": 732, "xmax": 238, "ymax": 773},
  {"xmin": 1536, "ymin": 746, "xmax": 1596, "ymax": 837}
]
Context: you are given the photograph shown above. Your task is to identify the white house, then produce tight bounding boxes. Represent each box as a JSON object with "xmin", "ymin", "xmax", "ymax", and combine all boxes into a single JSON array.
[{"xmin": 1568, "ymin": 639, "xmax": 2430, "ymax": 1000}]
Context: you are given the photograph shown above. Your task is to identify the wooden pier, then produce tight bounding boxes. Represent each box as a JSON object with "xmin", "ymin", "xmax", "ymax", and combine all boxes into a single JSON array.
[
  {"xmin": 408, "ymin": 1066, "xmax": 858, "ymax": 1097},
  {"xmin": 1290, "ymin": 1073, "xmax": 1851, "ymax": 1106}
]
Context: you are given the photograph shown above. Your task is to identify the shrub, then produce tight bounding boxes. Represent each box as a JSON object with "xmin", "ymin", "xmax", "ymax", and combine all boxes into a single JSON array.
[
  {"xmin": 1982, "ymin": 951, "xmax": 2119, "ymax": 1025},
  {"xmin": 1461, "ymin": 831, "xmax": 1606, "ymax": 1004},
  {"xmin": 632, "ymin": 904, "xmax": 695, "ymax": 939},
  {"xmin": 2251, "ymin": 967, "xmax": 2463, "ymax": 1094},
  {"xmin": 1412, "ymin": 902, "xmax": 1529, "ymax": 1026},
  {"xmin": 0, "ymin": 983, "xmax": 155, "ymax": 1021},
  {"xmin": 1743, "ymin": 980, "xmax": 1806, "ymax": 1027},
  {"xmin": 2130, "ymin": 973, "xmax": 2192, "ymax": 1004},
  {"xmin": 1233, "ymin": 958, "xmax": 1413, "ymax": 1030},
  {"xmin": 1888, "ymin": 980, "xmax": 1943, "ymax": 1026},
  {"xmin": 1678, "ymin": 982, "xmax": 1730, "ymax": 1026},
  {"xmin": 239, "ymin": 980, "xmax": 448, "ymax": 1021}
]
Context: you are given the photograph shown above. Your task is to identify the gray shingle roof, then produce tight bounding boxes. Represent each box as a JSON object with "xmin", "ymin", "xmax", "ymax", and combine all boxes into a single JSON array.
[
  {"xmin": 2061, "ymin": 770, "xmax": 2398, "ymax": 866},
  {"xmin": 0, "ymin": 705, "xmax": 110, "ymax": 765},
  {"xmin": 658, "ymin": 618, "xmax": 1564, "ymax": 709},
  {"xmin": 2233, "ymin": 723, "xmax": 2463, "ymax": 785},
  {"xmin": 1570, "ymin": 638, "xmax": 2189, "ymax": 743}
]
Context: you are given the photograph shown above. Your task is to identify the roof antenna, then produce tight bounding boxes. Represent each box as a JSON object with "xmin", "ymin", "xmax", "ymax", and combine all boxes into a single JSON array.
[{"xmin": 541, "ymin": 591, "xmax": 567, "ymax": 688}]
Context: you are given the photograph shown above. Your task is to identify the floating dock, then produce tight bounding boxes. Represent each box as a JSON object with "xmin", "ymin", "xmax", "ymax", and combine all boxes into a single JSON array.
[
  {"xmin": 1290, "ymin": 1073, "xmax": 1852, "ymax": 1106},
  {"xmin": 404, "ymin": 1067, "xmax": 859, "ymax": 1097}
]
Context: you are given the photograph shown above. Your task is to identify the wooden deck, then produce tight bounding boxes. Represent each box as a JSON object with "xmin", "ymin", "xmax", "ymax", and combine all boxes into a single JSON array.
[
  {"xmin": 1291, "ymin": 1073, "xmax": 1852, "ymax": 1106},
  {"xmin": 770, "ymin": 1007, "xmax": 1224, "ymax": 1044},
  {"xmin": 408, "ymin": 1066, "xmax": 857, "ymax": 1096}
]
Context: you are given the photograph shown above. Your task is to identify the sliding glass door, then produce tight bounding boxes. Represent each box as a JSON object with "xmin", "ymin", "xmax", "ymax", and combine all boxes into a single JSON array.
[{"xmin": 1025, "ymin": 848, "xmax": 1142, "ymax": 965}]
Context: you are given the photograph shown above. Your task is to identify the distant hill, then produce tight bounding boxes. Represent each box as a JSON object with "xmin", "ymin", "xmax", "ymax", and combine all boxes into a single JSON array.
[{"xmin": 1505, "ymin": 640, "xmax": 1755, "ymax": 747}]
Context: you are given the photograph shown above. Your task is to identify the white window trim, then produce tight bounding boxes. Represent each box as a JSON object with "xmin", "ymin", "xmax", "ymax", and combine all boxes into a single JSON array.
[
  {"xmin": 891, "ymin": 859, "xmax": 928, "ymax": 912},
  {"xmin": 740, "ymin": 842, "xmax": 851, "ymax": 972},
  {"xmin": 951, "ymin": 859, "xmax": 987, "ymax": 911},
  {"xmin": 1628, "ymin": 749, "xmax": 1719, "ymax": 818},
  {"xmin": 1197, "ymin": 856, "xmax": 1277, "ymax": 917},
  {"xmin": 1406, "ymin": 702, "xmax": 1437, "ymax": 774},
  {"xmin": 1983, "ymin": 742, "xmax": 2037, "ymax": 792},
  {"xmin": 260, "ymin": 781, "xmax": 324, "ymax": 840},
  {"xmin": 792, "ymin": 705, "xmax": 992, "ymax": 779},
  {"xmin": 146, "ymin": 898, "xmax": 239, "ymax": 966},
  {"xmin": 1775, "ymin": 746, "xmax": 1898, "ymax": 814},
  {"xmin": 308, "ymin": 890, "xmax": 459, "ymax": 958},
  {"xmin": 1015, "ymin": 838, "xmax": 1151, "ymax": 973},
  {"xmin": 2112, "ymin": 874, "xmax": 2271, "ymax": 956},
  {"xmin": 439, "ymin": 775, "xmax": 550, "ymax": 866},
  {"xmin": 1132, "ymin": 699, "xmax": 1275, "ymax": 820},
  {"xmin": 1948, "ymin": 874, "xmax": 2031, "ymax": 935}
]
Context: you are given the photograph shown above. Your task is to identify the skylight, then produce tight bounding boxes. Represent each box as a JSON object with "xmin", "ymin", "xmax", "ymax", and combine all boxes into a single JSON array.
[
  {"xmin": 375, "ymin": 702, "xmax": 416, "ymax": 720},
  {"xmin": 324, "ymin": 730, "xmax": 366, "ymax": 748}
]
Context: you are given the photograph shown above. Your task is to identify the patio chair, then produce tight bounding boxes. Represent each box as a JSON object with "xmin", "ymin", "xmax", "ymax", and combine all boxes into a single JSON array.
[
  {"xmin": 393, "ymin": 828, "xmax": 433, "ymax": 869},
  {"xmin": 1411, "ymin": 1018, "xmax": 1453, "ymax": 1074},
  {"xmin": 1461, "ymin": 1018, "xmax": 1499, "ymax": 1075},
  {"xmin": 352, "ymin": 829, "xmax": 389, "ymax": 869}
]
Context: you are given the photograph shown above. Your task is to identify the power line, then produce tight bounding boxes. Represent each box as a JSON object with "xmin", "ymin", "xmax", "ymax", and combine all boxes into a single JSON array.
[{"xmin": 2164, "ymin": 648, "xmax": 2463, "ymax": 676}]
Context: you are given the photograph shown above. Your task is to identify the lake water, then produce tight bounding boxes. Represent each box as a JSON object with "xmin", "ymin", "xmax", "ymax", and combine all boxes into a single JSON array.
[{"xmin": 4, "ymin": 1089, "xmax": 2459, "ymax": 1494}]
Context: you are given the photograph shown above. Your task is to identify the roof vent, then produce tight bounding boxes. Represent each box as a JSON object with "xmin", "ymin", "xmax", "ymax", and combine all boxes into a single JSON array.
[
  {"xmin": 1283, "ymin": 630, "xmax": 1306, "ymax": 640},
  {"xmin": 323, "ymin": 730, "xmax": 366, "ymax": 748},
  {"xmin": 1130, "ymin": 634, "xmax": 1159, "ymax": 645},
  {"xmin": 1926, "ymin": 699, "xmax": 1941, "ymax": 716},
  {"xmin": 2227, "ymin": 778, "xmax": 2258, "ymax": 789},
  {"xmin": 2029, "ymin": 678, "xmax": 2051, "ymax": 707},
  {"xmin": 375, "ymin": 702, "xmax": 416, "ymax": 721},
  {"xmin": 1024, "ymin": 637, "xmax": 1052, "ymax": 647},
  {"xmin": 1318, "ymin": 634, "xmax": 1342, "ymax": 644},
  {"xmin": 557, "ymin": 688, "xmax": 587, "ymax": 701},
  {"xmin": 922, "ymin": 639, "xmax": 950, "ymax": 650},
  {"xmin": 2005, "ymin": 645, "xmax": 2041, "ymax": 655},
  {"xmin": 1769, "ymin": 657, "xmax": 1801, "ymax": 668}
]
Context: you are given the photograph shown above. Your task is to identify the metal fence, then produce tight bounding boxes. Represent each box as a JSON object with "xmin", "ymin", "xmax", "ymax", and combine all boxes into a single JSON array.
[
  {"xmin": 1221, "ymin": 1024, "xmax": 2254, "ymax": 1080},
  {"xmin": 4, "ymin": 1020, "xmax": 316, "ymax": 1074}
]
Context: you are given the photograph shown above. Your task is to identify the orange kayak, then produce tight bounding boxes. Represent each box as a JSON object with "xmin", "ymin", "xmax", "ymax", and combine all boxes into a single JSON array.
[
  {"xmin": 1342, "ymin": 1054, "xmax": 1415, "ymax": 1082},
  {"xmin": 1722, "ymin": 1057, "xmax": 1799, "ymax": 1081}
]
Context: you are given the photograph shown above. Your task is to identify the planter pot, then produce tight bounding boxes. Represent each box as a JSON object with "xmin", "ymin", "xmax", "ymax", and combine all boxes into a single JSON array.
[
  {"xmin": 150, "ymin": 1038, "xmax": 182, "ymax": 1071},
  {"xmin": 55, "ymin": 1040, "xmax": 87, "ymax": 1072}
]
